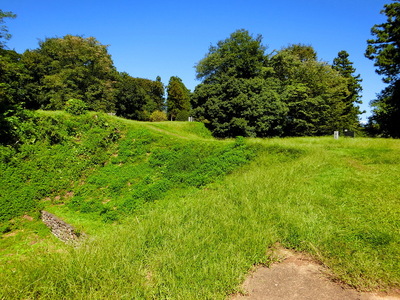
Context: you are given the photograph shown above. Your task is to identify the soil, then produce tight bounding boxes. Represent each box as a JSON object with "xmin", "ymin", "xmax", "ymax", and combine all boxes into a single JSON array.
[{"xmin": 230, "ymin": 247, "xmax": 400, "ymax": 300}]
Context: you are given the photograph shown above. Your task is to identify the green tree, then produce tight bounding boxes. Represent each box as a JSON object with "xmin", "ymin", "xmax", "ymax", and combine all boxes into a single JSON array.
[
  {"xmin": 167, "ymin": 76, "xmax": 191, "ymax": 121},
  {"xmin": 149, "ymin": 110, "xmax": 167, "ymax": 122},
  {"xmin": 133, "ymin": 77, "xmax": 165, "ymax": 114},
  {"xmin": 192, "ymin": 77, "xmax": 287, "ymax": 137},
  {"xmin": 115, "ymin": 72, "xmax": 151, "ymax": 120},
  {"xmin": 270, "ymin": 45, "xmax": 350, "ymax": 136},
  {"xmin": 193, "ymin": 30, "xmax": 287, "ymax": 137},
  {"xmin": 21, "ymin": 35, "xmax": 118, "ymax": 112},
  {"xmin": 196, "ymin": 29, "xmax": 266, "ymax": 83},
  {"xmin": 365, "ymin": 0, "xmax": 400, "ymax": 137},
  {"xmin": 0, "ymin": 49, "xmax": 29, "ymax": 144},
  {"xmin": 0, "ymin": 9, "xmax": 16, "ymax": 49},
  {"xmin": 332, "ymin": 50, "xmax": 363, "ymax": 131},
  {"xmin": 0, "ymin": 11, "xmax": 32, "ymax": 145}
]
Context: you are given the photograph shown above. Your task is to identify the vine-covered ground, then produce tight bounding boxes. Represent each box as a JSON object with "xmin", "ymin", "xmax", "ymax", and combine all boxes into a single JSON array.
[{"xmin": 1, "ymin": 113, "xmax": 399, "ymax": 299}]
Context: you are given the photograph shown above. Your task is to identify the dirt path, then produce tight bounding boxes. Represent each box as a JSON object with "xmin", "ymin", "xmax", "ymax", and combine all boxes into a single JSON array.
[{"xmin": 231, "ymin": 248, "xmax": 400, "ymax": 300}]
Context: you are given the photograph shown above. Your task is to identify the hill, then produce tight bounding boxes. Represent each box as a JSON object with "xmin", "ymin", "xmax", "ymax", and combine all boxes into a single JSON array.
[
  {"xmin": 0, "ymin": 114, "xmax": 399, "ymax": 299},
  {"xmin": 0, "ymin": 111, "xmax": 254, "ymax": 229}
]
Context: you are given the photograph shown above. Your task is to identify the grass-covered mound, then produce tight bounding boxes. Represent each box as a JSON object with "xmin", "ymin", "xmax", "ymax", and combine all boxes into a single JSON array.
[
  {"xmin": 0, "ymin": 111, "xmax": 255, "ymax": 231},
  {"xmin": 1, "ymin": 117, "xmax": 399, "ymax": 299}
]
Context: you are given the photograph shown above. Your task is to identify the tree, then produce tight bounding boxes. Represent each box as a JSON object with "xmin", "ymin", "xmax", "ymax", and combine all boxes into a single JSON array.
[
  {"xmin": 133, "ymin": 77, "xmax": 165, "ymax": 114},
  {"xmin": 192, "ymin": 77, "xmax": 287, "ymax": 137},
  {"xmin": 196, "ymin": 29, "xmax": 266, "ymax": 83},
  {"xmin": 166, "ymin": 76, "xmax": 191, "ymax": 121},
  {"xmin": 332, "ymin": 50, "xmax": 363, "ymax": 130},
  {"xmin": 192, "ymin": 30, "xmax": 287, "ymax": 137},
  {"xmin": 0, "ymin": 9, "xmax": 16, "ymax": 49},
  {"xmin": 115, "ymin": 72, "xmax": 151, "ymax": 120},
  {"xmin": 21, "ymin": 35, "xmax": 118, "ymax": 112},
  {"xmin": 365, "ymin": 0, "xmax": 400, "ymax": 137},
  {"xmin": 0, "ymin": 48, "xmax": 30, "ymax": 144},
  {"xmin": 368, "ymin": 81, "xmax": 400, "ymax": 137},
  {"xmin": 193, "ymin": 32, "xmax": 354, "ymax": 137},
  {"xmin": 270, "ymin": 45, "xmax": 350, "ymax": 136},
  {"xmin": 0, "ymin": 10, "xmax": 31, "ymax": 145}
]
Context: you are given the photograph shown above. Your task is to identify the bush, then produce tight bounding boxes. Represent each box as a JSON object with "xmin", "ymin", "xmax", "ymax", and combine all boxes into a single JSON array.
[
  {"xmin": 65, "ymin": 99, "xmax": 88, "ymax": 115},
  {"xmin": 149, "ymin": 110, "xmax": 167, "ymax": 122},
  {"xmin": 176, "ymin": 110, "xmax": 190, "ymax": 121}
]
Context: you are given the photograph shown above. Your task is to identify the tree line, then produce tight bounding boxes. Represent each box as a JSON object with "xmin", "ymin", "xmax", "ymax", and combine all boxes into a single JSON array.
[
  {"xmin": 192, "ymin": 32, "xmax": 363, "ymax": 137},
  {"xmin": 1, "ymin": 0, "xmax": 399, "ymax": 142},
  {"xmin": 0, "ymin": 21, "xmax": 192, "ymax": 144}
]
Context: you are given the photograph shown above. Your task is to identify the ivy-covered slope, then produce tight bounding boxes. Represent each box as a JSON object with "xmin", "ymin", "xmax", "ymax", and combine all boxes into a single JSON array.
[{"xmin": 0, "ymin": 111, "xmax": 256, "ymax": 231}]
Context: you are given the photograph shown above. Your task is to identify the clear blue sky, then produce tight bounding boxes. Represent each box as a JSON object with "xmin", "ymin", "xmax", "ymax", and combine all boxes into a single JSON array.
[{"xmin": 2, "ymin": 0, "xmax": 390, "ymax": 122}]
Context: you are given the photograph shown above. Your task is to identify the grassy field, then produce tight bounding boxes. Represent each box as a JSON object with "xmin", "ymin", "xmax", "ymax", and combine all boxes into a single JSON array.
[{"xmin": 1, "ymin": 115, "xmax": 399, "ymax": 299}]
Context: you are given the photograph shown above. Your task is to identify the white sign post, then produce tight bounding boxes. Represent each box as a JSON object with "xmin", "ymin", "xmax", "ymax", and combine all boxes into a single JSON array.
[{"xmin": 334, "ymin": 131, "xmax": 339, "ymax": 139}]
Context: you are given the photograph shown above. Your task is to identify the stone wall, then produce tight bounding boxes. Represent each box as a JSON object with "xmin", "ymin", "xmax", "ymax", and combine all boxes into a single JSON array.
[{"xmin": 41, "ymin": 210, "xmax": 82, "ymax": 242}]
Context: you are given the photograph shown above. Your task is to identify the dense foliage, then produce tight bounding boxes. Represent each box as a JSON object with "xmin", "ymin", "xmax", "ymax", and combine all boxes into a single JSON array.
[
  {"xmin": 192, "ymin": 30, "xmax": 363, "ymax": 137},
  {"xmin": 64, "ymin": 98, "xmax": 88, "ymax": 115},
  {"xmin": 21, "ymin": 35, "xmax": 118, "ymax": 111},
  {"xmin": 0, "ymin": 112, "xmax": 256, "ymax": 231},
  {"xmin": 332, "ymin": 50, "xmax": 363, "ymax": 130},
  {"xmin": 0, "ymin": 112, "xmax": 121, "ymax": 227},
  {"xmin": 0, "ymin": 11, "xmax": 30, "ymax": 145},
  {"xmin": 270, "ymin": 44, "xmax": 352, "ymax": 136},
  {"xmin": 166, "ymin": 76, "xmax": 191, "ymax": 121},
  {"xmin": 366, "ymin": 0, "xmax": 400, "ymax": 137},
  {"xmin": 1, "ymin": 12, "xmax": 368, "ymax": 140},
  {"xmin": 0, "ymin": 9, "xmax": 15, "ymax": 48},
  {"xmin": 0, "ymin": 12, "xmax": 168, "ymax": 140}
]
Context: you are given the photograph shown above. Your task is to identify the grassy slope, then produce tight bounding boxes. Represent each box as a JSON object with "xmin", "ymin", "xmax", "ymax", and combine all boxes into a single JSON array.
[{"xmin": 1, "ymin": 116, "xmax": 399, "ymax": 299}]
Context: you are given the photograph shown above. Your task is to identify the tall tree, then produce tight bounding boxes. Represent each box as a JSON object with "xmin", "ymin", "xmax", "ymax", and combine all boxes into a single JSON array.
[
  {"xmin": 21, "ymin": 35, "xmax": 118, "ymax": 112},
  {"xmin": 0, "ymin": 48, "xmax": 30, "ymax": 144},
  {"xmin": 270, "ymin": 44, "xmax": 349, "ymax": 136},
  {"xmin": 0, "ymin": 9, "xmax": 16, "ymax": 49},
  {"xmin": 115, "ymin": 72, "xmax": 151, "ymax": 120},
  {"xmin": 196, "ymin": 29, "xmax": 266, "ymax": 83},
  {"xmin": 133, "ymin": 77, "xmax": 165, "ymax": 114},
  {"xmin": 0, "ymin": 10, "xmax": 30, "ymax": 145},
  {"xmin": 167, "ymin": 76, "xmax": 191, "ymax": 121},
  {"xmin": 192, "ymin": 30, "xmax": 287, "ymax": 137},
  {"xmin": 332, "ymin": 50, "xmax": 363, "ymax": 130},
  {"xmin": 365, "ymin": 0, "xmax": 400, "ymax": 137}
]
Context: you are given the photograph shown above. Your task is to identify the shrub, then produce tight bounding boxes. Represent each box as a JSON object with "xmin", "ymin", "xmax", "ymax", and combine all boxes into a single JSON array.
[
  {"xmin": 176, "ymin": 110, "xmax": 190, "ymax": 121},
  {"xmin": 149, "ymin": 110, "xmax": 167, "ymax": 122},
  {"xmin": 65, "ymin": 99, "xmax": 88, "ymax": 115}
]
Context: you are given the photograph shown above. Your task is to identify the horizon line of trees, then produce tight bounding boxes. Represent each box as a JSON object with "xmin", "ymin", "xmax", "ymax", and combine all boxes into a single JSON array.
[
  {"xmin": 192, "ymin": 31, "xmax": 364, "ymax": 138},
  {"xmin": 0, "ymin": 20, "xmax": 192, "ymax": 144},
  {"xmin": 1, "ymin": 0, "xmax": 399, "ymax": 142}
]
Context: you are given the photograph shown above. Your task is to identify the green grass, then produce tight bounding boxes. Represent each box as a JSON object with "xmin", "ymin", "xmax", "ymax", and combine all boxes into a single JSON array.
[{"xmin": 1, "ymin": 119, "xmax": 399, "ymax": 299}]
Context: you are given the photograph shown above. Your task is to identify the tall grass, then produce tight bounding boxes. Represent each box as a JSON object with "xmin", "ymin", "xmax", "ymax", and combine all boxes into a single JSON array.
[{"xmin": 1, "ymin": 136, "xmax": 399, "ymax": 299}]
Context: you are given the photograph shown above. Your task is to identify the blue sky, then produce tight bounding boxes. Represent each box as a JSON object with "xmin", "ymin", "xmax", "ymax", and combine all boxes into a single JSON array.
[{"xmin": 2, "ymin": 0, "xmax": 390, "ymax": 122}]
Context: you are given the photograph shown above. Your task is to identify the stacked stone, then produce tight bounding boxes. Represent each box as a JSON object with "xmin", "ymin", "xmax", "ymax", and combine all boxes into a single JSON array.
[{"xmin": 41, "ymin": 211, "xmax": 82, "ymax": 242}]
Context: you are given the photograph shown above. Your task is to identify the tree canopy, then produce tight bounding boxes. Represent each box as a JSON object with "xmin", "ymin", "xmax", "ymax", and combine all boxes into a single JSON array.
[
  {"xmin": 0, "ymin": 11, "xmax": 30, "ymax": 145},
  {"xmin": 365, "ymin": 0, "xmax": 400, "ymax": 137},
  {"xmin": 0, "ymin": 13, "xmax": 379, "ymax": 140},
  {"xmin": 192, "ymin": 30, "xmax": 358, "ymax": 137},
  {"xmin": 167, "ymin": 76, "xmax": 191, "ymax": 121},
  {"xmin": 192, "ymin": 30, "xmax": 287, "ymax": 137},
  {"xmin": 332, "ymin": 50, "xmax": 363, "ymax": 130},
  {"xmin": 0, "ymin": 9, "xmax": 16, "ymax": 49},
  {"xmin": 115, "ymin": 74, "xmax": 164, "ymax": 120},
  {"xmin": 21, "ymin": 35, "xmax": 118, "ymax": 112},
  {"xmin": 195, "ymin": 29, "xmax": 266, "ymax": 82}
]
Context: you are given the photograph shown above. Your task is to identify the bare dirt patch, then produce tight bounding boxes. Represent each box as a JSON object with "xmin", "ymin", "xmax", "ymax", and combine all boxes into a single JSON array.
[
  {"xmin": 22, "ymin": 215, "xmax": 34, "ymax": 221},
  {"xmin": 231, "ymin": 247, "xmax": 400, "ymax": 300}
]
